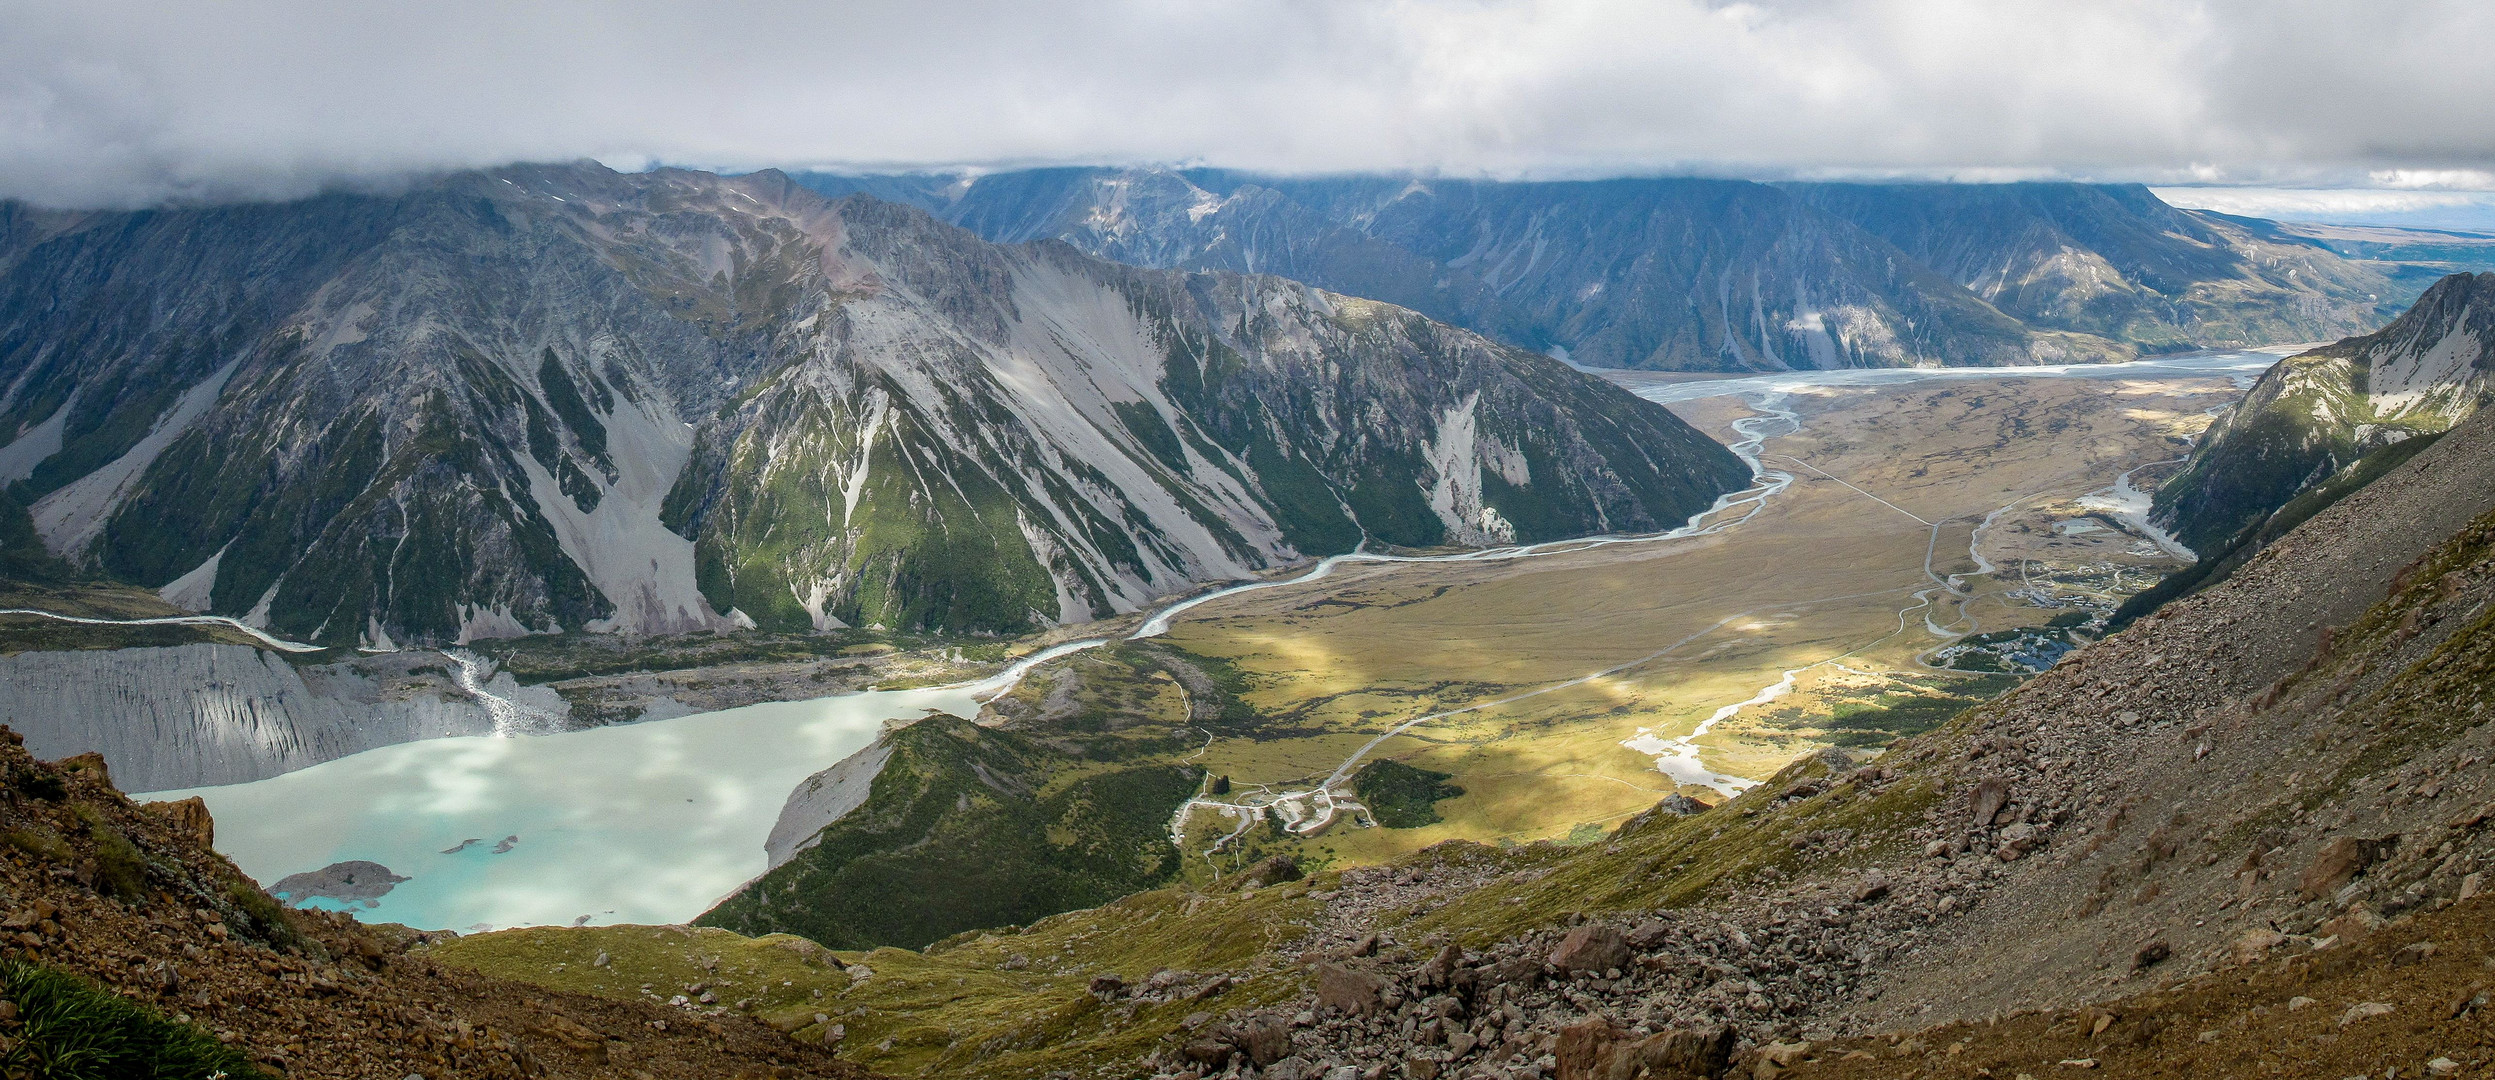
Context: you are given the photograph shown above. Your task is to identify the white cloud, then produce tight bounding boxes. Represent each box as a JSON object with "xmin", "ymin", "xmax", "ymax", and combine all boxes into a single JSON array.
[
  {"xmin": 2155, "ymin": 187, "xmax": 2495, "ymax": 231},
  {"xmin": 2369, "ymin": 170, "xmax": 2495, "ymax": 190},
  {"xmin": 3, "ymin": 0, "xmax": 2494, "ymax": 207}
]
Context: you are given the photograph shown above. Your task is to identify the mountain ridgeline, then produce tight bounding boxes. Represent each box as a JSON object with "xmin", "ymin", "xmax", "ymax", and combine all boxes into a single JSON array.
[
  {"xmin": 798, "ymin": 169, "xmax": 2401, "ymax": 371},
  {"xmin": 0, "ymin": 164, "xmax": 1746, "ymax": 646},
  {"xmin": 2154, "ymin": 271, "xmax": 2495, "ymax": 556}
]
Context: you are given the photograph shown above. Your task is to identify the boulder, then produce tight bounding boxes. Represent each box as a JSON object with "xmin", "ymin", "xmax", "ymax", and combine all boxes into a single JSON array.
[
  {"xmin": 1555, "ymin": 1019, "xmax": 1625, "ymax": 1080},
  {"xmin": 2299, "ymin": 836, "xmax": 2383, "ymax": 901},
  {"xmin": 1852, "ymin": 871, "xmax": 1891, "ymax": 904},
  {"xmin": 1556, "ymin": 1019, "xmax": 1736, "ymax": 1080},
  {"xmin": 1238, "ymin": 855, "xmax": 1303, "ymax": 889},
  {"xmin": 1752, "ymin": 1041, "xmax": 1812, "ymax": 1078},
  {"xmin": 1231, "ymin": 1014, "xmax": 1291, "ymax": 1066},
  {"xmin": 56, "ymin": 751, "xmax": 113, "ymax": 790},
  {"xmin": 1464, "ymin": 952, "xmax": 1544, "ymax": 993},
  {"xmin": 1414, "ymin": 944, "xmax": 1465, "ymax": 991},
  {"xmin": 1265, "ymin": 1055, "xmax": 1316, "ymax": 1080},
  {"xmin": 1625, "ymin": 920, "xmax": 1671, "ymax": 950},
  {"xmin": 1969, "ymin": 777, "xmax": 2011, "ymax": 827},
  {"xmin": 144, "ymin": 796, "xmax": 216, "ymax": 849},
  {"xmin": 1087, "ymin": 973, "xmax": 1124, "ymax": 1001},
  {"xmin": 1549, "ymin": 925, "xmax": 1630, "ymax": 975},
  {"xmin": 2230, "ymin": 928, "xmax": 2286, "ymax": 966},
  {"xmin": 2133, "ymin": 941, "xmax": 2170, "ymax": 970},
  {"xmin": 1313, "ymin": 961, "xmax": 1387, "ymax": 1016},
  {"xmin": 1625, "ymin": 1027, "xmax": 1736, "ymax": 1080},
  {"xmin": 2318, "ymin": 906, "xmax": 2380, "ymax": 945}
]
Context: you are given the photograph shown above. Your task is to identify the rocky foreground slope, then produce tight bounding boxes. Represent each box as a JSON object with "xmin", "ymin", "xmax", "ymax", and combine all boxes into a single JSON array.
[
  {"xmin": 0, "ymin": 164, "xmax": 1741, "ymax": 647},
  {"xmin": 430, "ymin": 371, "xmax": 2495, "ymax": 1080}
]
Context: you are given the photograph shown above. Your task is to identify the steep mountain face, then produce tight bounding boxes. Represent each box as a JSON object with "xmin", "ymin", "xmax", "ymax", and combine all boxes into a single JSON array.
[
  {"xmin": 0, "ymin": 165, "xmax": 1744, "ymax": 646},
  {"xmin": 2155, "ymin": 271, "xmax": 2495, "ymax": 554},
  {"xmin": 803, "ymin": 168, "xmax": 2398, "ymax": 372},
  {"xmin": 660, "ymin": 196, "xmax": 1748, "ymax": 634},
  {"xmin": 1782, "ymin": 182, "xmax": 2396, "ymax": 352}
]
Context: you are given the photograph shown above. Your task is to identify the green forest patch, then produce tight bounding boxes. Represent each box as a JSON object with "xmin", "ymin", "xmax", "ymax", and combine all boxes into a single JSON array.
[{"xmin": 1351, "ymin": 759, "xmax": 1467, "ymax": 828}]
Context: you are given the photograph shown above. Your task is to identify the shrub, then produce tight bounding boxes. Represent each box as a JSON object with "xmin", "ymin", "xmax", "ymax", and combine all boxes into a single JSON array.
[
  {"xmin": 90, "ymin": 828, "xmax": 148, "ymax": 903},
  {"xmin": 2, "ymin": 828, "xmax": 69, "ymax": 864},
  {"xmin": 223, "ymin": 882, "xmax": 303, "ymax": 953}
]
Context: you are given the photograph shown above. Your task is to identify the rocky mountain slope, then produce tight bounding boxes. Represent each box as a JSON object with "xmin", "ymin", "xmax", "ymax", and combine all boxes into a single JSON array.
[
  {"xmin": 800, "ymin": 169, "xmax": 2399, "ymax": 371},
  {"xmin": 1783, "ymin": 181, "xmax": 2393, "ymax": 354},
  {"xmin": 431, "ymin": 368, "xmax": 2495, "ymax": 1080},
  {"xmin": 2155, "ymin": 271, "xmax": 2495, "ymax": 555},
  {"xmin": 0, "ymin": 164, "xmax": 1743, "ymax": 647},
  {"xmin": 0, "ymin": 737, "xmax": 873, "ymax": 1078}
]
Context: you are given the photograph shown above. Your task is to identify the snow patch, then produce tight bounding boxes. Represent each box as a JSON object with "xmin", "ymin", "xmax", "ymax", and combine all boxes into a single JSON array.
[{"xmin": 791, "ymin": 576, "xmax": 851, "ymax": 632}]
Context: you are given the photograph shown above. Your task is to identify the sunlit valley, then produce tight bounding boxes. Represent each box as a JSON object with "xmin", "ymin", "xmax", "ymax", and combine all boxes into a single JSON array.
[{"xmin": 3, "ymin": 5, "xmax": 2495, "ymax": 1079}]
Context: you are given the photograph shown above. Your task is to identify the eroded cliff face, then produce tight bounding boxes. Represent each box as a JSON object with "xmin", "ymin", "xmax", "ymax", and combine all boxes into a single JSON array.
[
  {"xmin": 0, "ymin": 164, "xmax": 1745, "ymax": 645},
  {"xmin": 0, "ymin": 644, "xmax": 531, "ymax": 790}
]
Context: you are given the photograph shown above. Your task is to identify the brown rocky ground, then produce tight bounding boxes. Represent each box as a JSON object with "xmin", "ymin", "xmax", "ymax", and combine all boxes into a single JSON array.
[
  {"xmin": 0, "ymin": 739, "xmax": 879, "ymax": 1079},
  {"xmin": 1784, "ymin": 891, "xmax": 2495, "ymax": 1079}
]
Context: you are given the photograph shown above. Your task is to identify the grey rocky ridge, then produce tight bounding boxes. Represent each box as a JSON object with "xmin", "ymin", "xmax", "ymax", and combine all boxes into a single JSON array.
[
  {"xmin": 799, "ymin": 168, "xmax": 2401, "ymax": 371},
  {"xmin": 0, "ymin": 163, "xmax": 1746, "ymax": 648}
]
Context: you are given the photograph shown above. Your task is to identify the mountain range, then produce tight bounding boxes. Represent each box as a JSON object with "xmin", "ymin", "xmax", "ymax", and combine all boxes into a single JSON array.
[
  {"xmin": 798, "ymin": 169, "xmax": 2404, "ymax": 371},
  {"xmin": 0, "ymin": 164, "xmax": 1746, "ymax": 647}
]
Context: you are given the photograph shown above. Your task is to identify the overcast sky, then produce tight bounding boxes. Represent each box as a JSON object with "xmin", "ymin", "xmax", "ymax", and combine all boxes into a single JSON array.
[{"xmin": 7, "ymin": 0, "xmax": 2495, "ymax": 213}]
